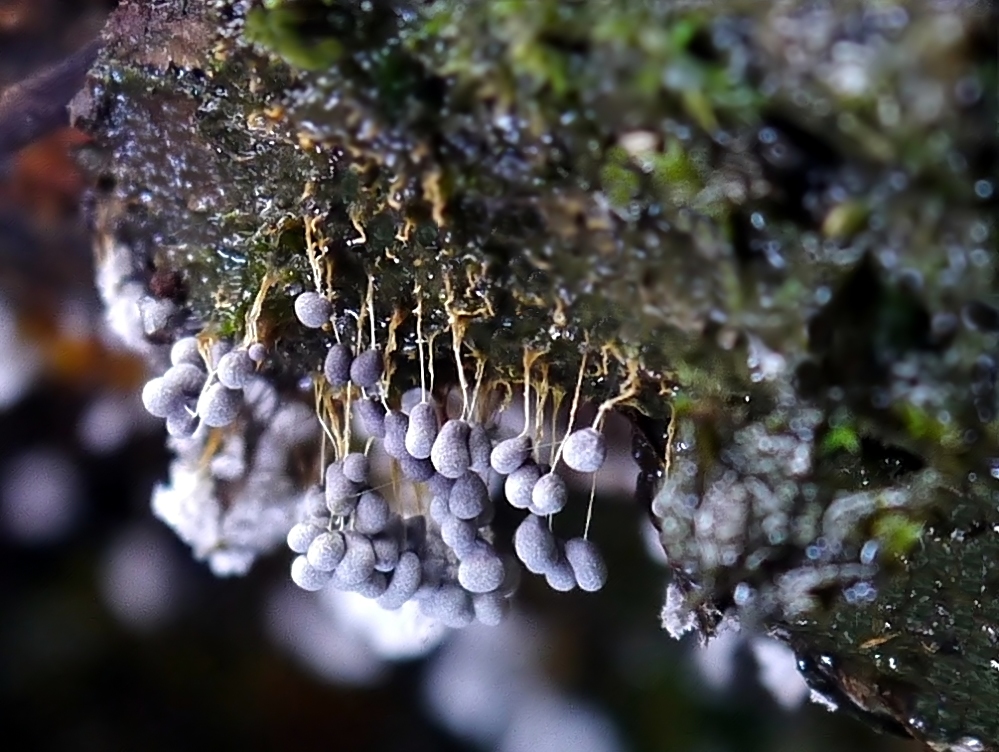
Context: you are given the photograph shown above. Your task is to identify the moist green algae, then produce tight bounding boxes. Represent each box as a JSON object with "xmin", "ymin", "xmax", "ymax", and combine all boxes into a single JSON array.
[{"xmin": 76, "ymin": 0, "xmax": 998, "ymax": 746}]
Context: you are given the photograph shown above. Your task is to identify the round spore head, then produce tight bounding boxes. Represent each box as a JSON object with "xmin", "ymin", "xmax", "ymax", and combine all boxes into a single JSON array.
[
  {"xmin": 382, "ymin": 410, "xmax": 410, "ymax": 459},
  {"xmin": 169, "ymin": 336, "xmax": 203, "ymax": 368},
  {"xmin": 399, "ymin": 453, "xmax": 436, "ymax": 482},
  {"xmin": 421, "ymin": 583, "xmax": 474, "ymax": 628},
  {"xmin": 467, "ymin": 424, "xmax": 492, "ymax": 473},
  {"xmin": 427, "ymin": 472, "xmax": 455, "ymax": 499},
  {"xmin": 531, "ymin": 472, "xmax": 568, "ymax": 515},
  {"xmin": 440, "ymin": 516, "xmax": 477, "ymax": 557},
  {"xmin": 208, "ymin": 340, "xmax": 232, "ymax": 369},
  {"xmin": 457, "ymin": 550, "xmax": 505, "ymax": 593},
  {"xmin": 303, "ymin": 486, "xmax": 327, "ymax": 517},
  {"xmin": 429, "ymin": 495, "xmax": 452, "ymax": 525},
  {"xmin": 490, "ymin": 435, "xmax": 533, "ymax": 475},
  {"xmin": 341, "ymin": 452, "xmax": 370, "ymax": 484},
  {"xmin": 335, "ymin": 532, "xmax": 377, "ymax": 585},
  {"xmin": 544, "ymin": 554, "xmax": 577, "ymax": 592},
  {"xmin": 561, "ymin": 427, "xmax": 607, "ymax": 473},
  {"xmin": 405, "ymin": 402, "xmax": 439, "ymax": 460},
  {"xmin": 377, "ymin": 551, "xmax": 422, "ymax": 609},
  {"xmin": 165, "ymin": 406, "xmax": 198, "ymax": 437},
  {"xmin": 294, "ymin": 291, "xmax": 332, "ymax": 329},
  {"xmin": 400, "ymin": 387, "xmax": 430, "ymax": 415},
  {"xmin": 504, "ymin": 461, "xmax": 542, "ymax": 509},
  {"xmin": 325, "ymin": 463, "xmax": 360, "ymax": 516},
  {"xmin": 163, "ymin": 363, "xmax": 205, "ymax": 397},
  {"xmin": 564, "ymin": 537, "xmax": 607, "ymax": 592},
  {"xmin": 473, "ymin": 591, "xmax": 509, "ymax": 626},
  {"xmin": 350, "ymin": 571, "xmax": 389, "ymax": 599},
  {"xmin": 354, "ymin": 398, "xmax": 386, "ymax": 438},
  {"xmin": 247, "ymin": 342, "xmax": 267, "ymax": 363},
  {"xmin": 513, "ymin": 513, "xmax": 558, "ymax": 574},
  {"xmin": 216, "ymin": 349, "xmax": 255, "ymax": 390},
  {"xmin": 307, "ymin": 530, "xmax": 346, "ymax": 571},
  {"xmin": 323, "ymin": 343, "xmax": 353, "ymax": 388},
  {"xmin": 350, "ymin": 348, "xmax": 383, "ymax": 390},
  {"xmin": 354, "ymin": 490, "xmax": 391, "ymax": 534},
  {"xmin": 287, "ymin": 521, "xmax": 325, "ymax": 553},
  {"xmin": 430, "ymin": 419, "xmax": 472, "ymax": 479},
  {"xmin": 291, "ymin": 555, "xmax": 332, "ymax": 591},
  {"xmin": 141, "ymin": 377, "xmax": 180, "ymax": 418},
  {"xmin": 449, "ymin": 472, "xmax": 488, "ymax": 519},
  {"xmin": 197, "ymin": 383, "xmax": 242, "ymax": 427}
]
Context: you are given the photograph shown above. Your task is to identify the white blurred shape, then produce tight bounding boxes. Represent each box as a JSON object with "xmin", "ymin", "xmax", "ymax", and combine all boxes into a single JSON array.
[
  {"xmin": 77, "ymin": 391, "xmax": 154, "ymax": 455},
  {"xmin": 0, "ymin": 448, "xmax": 81, "ymax": 543},
  {"xmin": 94, "ymin": 237, "xmax": 153, "ymax": 354},
  {"xmin": 400, "ymin": 386, "xmax": 429, "ymax": 415},
  {"xmin": 151, "ymin": 453, "xmax": 297, "ymax": 577},
  {"xmin": 423, "ymin": 614, "xmax": 546, "ymax": 746},
  {"xmin": 0, "ymin": 296, "xmax": 42, "ymax": 409},
  {"xmin": 320, "ymin": 589, "xmax": 447, "ymax": 661},
  {"xmin": 691, "ymin": 616, "xmax": 741, "ymax": 690},
  {"xmin": 99, "ymin": 523, "xmax": 180, "ymax": 630},
  {"xmin": 151, "ymin": 460, "xmax": 223, "ymax": 562},
  {"xmin": 640, "ymin": 518, "xmax": 668, "ymax": 566},
  {"xmin": 499, "ymin": 691, "xmax": 625, "ymax": 752},
  {"xmin": 750, "ymin": 636, "xmax": 810, "ymax": 710},
  {"xmin": 265, "ymin": 583, "xmax": 386, "ymax": 686}
]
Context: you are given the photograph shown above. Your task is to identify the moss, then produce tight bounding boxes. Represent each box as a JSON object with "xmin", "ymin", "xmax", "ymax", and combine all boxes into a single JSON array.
[
  {"xmin": 244, "ymin": 6, "xmax": 342, "ymax": 70},
  {"xmin": 599, "ymin": 147, "xmax": 642, "ymax": 210},
  {"xmin": 870, "ymin": 511, "xmax": 923, "ymax": 562},
  {"xmin": 821, "ymin": 423, "xmax": 861, "ymax": 456}
]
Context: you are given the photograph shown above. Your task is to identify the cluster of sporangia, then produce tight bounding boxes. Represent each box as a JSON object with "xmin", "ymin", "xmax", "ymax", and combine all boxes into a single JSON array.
[
  {"xmin": 140, "ymin": 284, "xmax": 610, "ymax": 629},
  {"xmin": 141, "ymin": 336, "xmax": 267, "ymax": 437}
]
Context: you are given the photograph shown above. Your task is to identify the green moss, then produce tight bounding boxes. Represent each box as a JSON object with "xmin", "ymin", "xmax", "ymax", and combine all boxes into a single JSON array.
[
  {"xmin": 822, "ymin": 200, "xmax": 871, "ymax": 239},
  {"xmin": 244, "ymin": 7, "xmax": 343, "ymax": 71},
  {"xmin": 895, "ymin": 402, "xmax": 961, "ymax": 451},
  {"xmin": 600, "ymin": 147, "xmax": 642, "ymax": 209},
  {"xmin": 647, "ymin": 138, "xmax": 706, "ymax": 207},
  {"xmin": 871, "ymin": 511, "xmax": 923, "ymax": 561},
  {"xmin": 822, "ymin": 423, "xmax": 861, "ymax": 455}
]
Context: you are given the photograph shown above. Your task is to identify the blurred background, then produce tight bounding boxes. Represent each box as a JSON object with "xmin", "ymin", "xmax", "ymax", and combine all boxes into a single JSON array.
[{"xmin": 0, "ymin": 2, "xmax": 924, "ymax": 750}]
